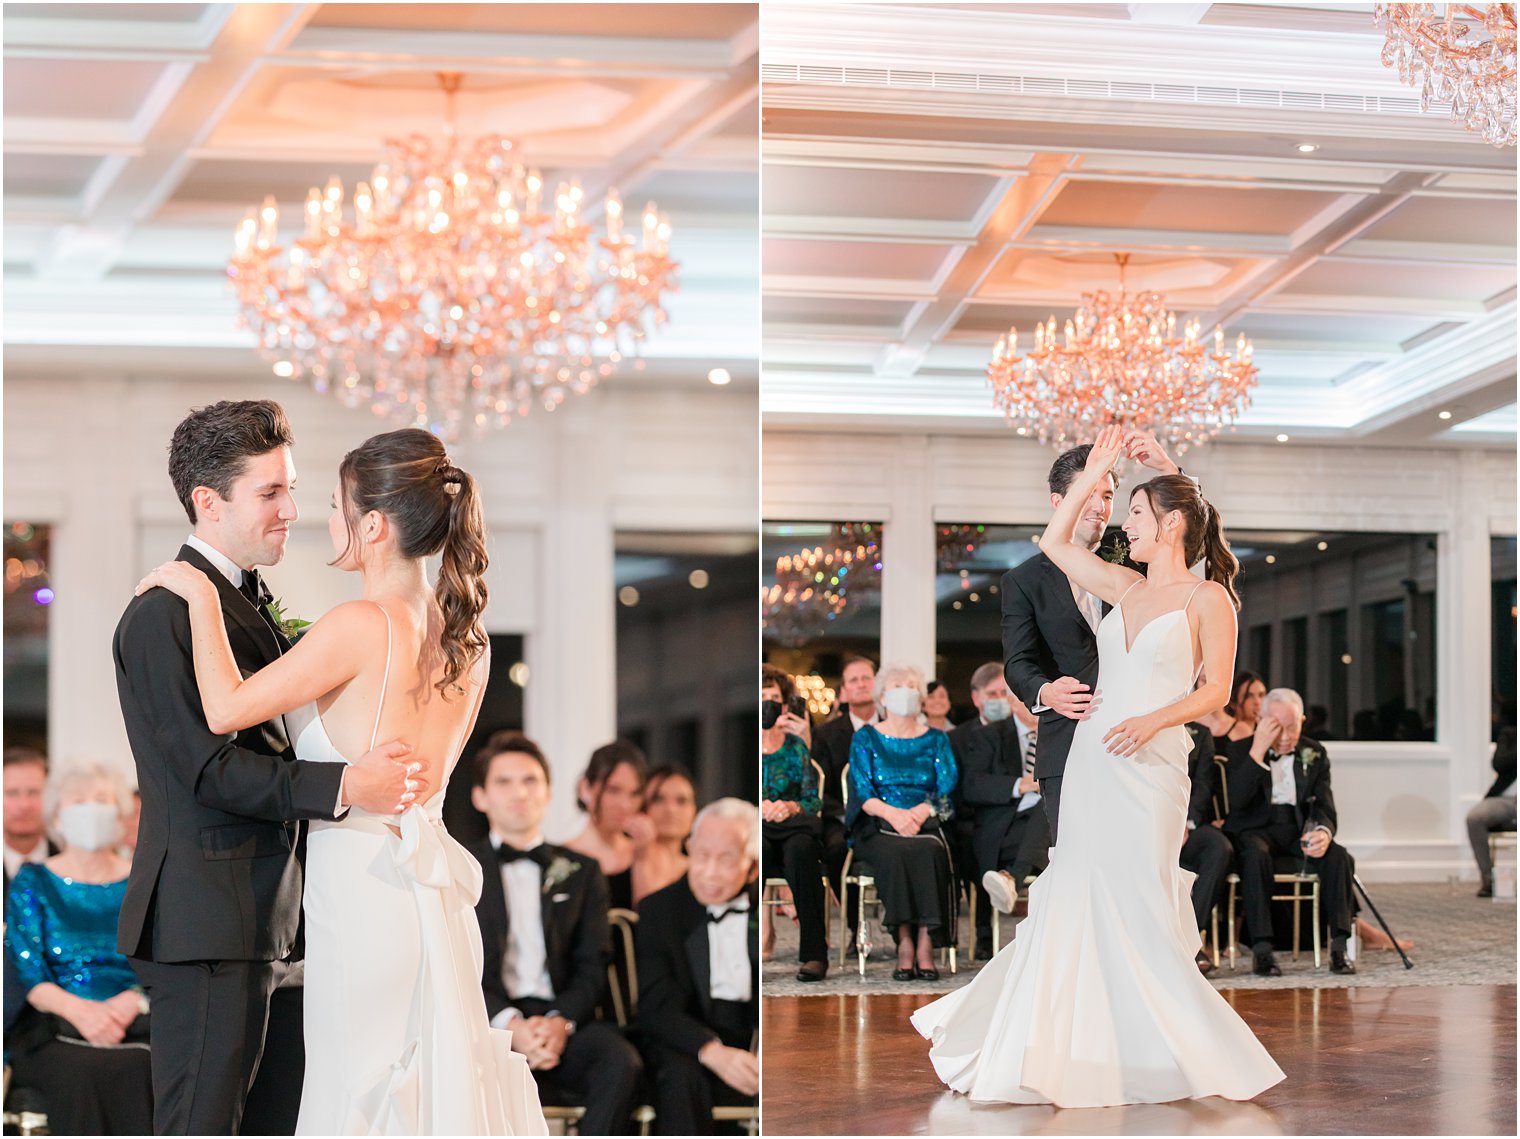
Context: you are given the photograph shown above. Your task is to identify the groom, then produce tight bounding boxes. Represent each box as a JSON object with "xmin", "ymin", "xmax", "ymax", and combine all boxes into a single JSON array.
[
  {"xmin": 1000, "ymin": 431, "xmax": 1184, "ymax": 841},
  {"xmin": 115, "ymin": 399, "xmax": 420, "ymax": 1135}
]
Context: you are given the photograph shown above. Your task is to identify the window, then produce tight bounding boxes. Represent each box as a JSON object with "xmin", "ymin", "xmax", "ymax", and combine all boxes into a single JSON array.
[
  {"xmin": 3, "ymin": 521, "xmax": 51, "ymax": 751},
  {"xmin": 934, "ymin": 524, "xmax": 1039, "ymax": 721},
  {"xmin": 1493, "ymin": 536, "xmax": 1517, "ymax": 734}
]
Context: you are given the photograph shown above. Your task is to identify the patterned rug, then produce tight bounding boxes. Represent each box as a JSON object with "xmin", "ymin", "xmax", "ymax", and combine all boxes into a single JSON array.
[{"xmin": 760, "ymin": 881, "xmax": 1516, "ymax": 999}]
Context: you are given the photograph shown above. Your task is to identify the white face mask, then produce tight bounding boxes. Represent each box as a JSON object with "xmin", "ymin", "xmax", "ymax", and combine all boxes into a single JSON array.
[
  {"xmin": 982, "ymin": 697, "xmax": 1012, "ymax": 723},
  {"xmin": 881, "ymin": 687, "xmax": 922, "ymax": 718},
  {"xmin": 56, "ymin": 801, "xmax": 121, "ymax": 853}
]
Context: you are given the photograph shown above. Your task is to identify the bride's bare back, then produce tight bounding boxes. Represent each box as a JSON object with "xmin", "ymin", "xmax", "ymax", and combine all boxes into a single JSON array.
[{"xmin": 314, "ymin": 598, "xmax": 487, "ymax": 810}]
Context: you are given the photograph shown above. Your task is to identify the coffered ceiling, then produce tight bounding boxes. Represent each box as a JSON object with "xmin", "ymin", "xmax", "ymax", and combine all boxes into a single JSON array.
[
  {"xmin": 3, "ymin": 3, "xmax": 759, "ymax": 385},
  {"xmin": 761, "ymin": 2, "xmax": 1516, "ymax": 448}
]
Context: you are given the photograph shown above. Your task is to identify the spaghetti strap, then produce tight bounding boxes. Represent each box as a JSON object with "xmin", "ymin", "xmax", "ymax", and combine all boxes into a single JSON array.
[
  {"xmin": 1182, "ymin": 578, "xmax": 1207, "ymax": 611},
  {"xmin": 1117, "ymin": 578, "xmax": 1145, "ymax": 607},
  {"xmin": 368, "ymin": 602, "xmax": 393, "ymax": 751}
]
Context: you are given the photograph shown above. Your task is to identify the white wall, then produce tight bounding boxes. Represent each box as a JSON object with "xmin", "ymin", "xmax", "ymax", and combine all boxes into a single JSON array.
[
  {"xmin": 3, "ymin": 371, "xmax": 757, "ymax": 841},
  {"xmin": 763, "ymin": 428, "xmax": 1518, "ymax": 881}
]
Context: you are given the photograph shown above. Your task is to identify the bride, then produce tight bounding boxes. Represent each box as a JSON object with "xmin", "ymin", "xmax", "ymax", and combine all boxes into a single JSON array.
[
  {"xmin": 911, "ymin": 425, "xmax": 1285, "ymax": 1108},
  {"xmin": 138, "ymin": 428, "xmax": 547, "ymax": 1135}
]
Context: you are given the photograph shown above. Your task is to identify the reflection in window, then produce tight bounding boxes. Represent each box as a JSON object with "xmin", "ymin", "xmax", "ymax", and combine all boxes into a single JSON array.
[
  {"xmin": 1494, "ymin": 537, "xmax": 1517, "ymax": 736},
  {"xmin": 616, "ymin": 535, "xmax": 758, "ymax": 803},
  {"xmin": 762, "ymin": 522, "xmax": 883, "ymax": 719},
  {"xmin": 3, "ymin": 521, "xmax": 51, "ymax": 751},
  {"xmin": 934, "ymin": 524, "xmax": 1040, "ymax": 723}
]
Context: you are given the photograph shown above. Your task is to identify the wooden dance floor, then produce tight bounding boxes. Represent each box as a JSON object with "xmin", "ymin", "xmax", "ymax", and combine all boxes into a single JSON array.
[{"xmin": 762, "ymin": 986, "xmax": 1517, "ymax": 1135}]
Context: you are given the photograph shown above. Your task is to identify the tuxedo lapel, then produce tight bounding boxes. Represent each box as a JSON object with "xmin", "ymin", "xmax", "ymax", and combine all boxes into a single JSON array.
[
  {"xmin": 1042, "ymin": 556, "xmax": 1091, "ymax": 638},
  {"xmin": 179, "ymin": 545, "xmax": 285, "ymax": 666},
  {"xmin": 684, "ymin": 920, "xmax": 713, "ymax": 1022}
]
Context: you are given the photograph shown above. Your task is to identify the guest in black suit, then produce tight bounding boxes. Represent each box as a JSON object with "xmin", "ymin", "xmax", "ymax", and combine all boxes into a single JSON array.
[
  {"xmin": 1467, "ymin": 725, "xmax": 1517, "ymax": 897},
  {"xmin": 810, "ymin": 655, "xmax": 877, "ymax": 942},
  {"xmin": 3, "ymin": 747, "xmax": 55, "ymax": 899},
  {"xmin": 636, "ymin": 799, "xmax": 758, "ymax": 1136},
  {"xmin": 1222, "ymin": 687, "xmax": 1357, "ymax": 976},
  {"xmin": 112, "ymin": 399, "xmax": 415, "ymax": 1135},
  {"xmin": 962, "ymin": 688, "xmax": 1050, "ymax": 918},
  {"xmin": 944, "ymin": 662, "xmax": 1012, "ymax": 954},
  {"xmin": 468, "ymin": 731, "xmax": 643, "ymax": 1135},
  {"xmin": 1001, "ymin": 433, "xmax": 1184, "ymax": 841},
  {"xmin": 1179, "ymin": 722, "xmax": 1232, "ymax": 974}
]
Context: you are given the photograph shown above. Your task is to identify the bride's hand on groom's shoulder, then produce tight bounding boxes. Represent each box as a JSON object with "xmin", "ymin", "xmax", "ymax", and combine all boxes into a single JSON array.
[{"xmin": 134, "ymin": 560, "xmax": 215, "ymax": 603}]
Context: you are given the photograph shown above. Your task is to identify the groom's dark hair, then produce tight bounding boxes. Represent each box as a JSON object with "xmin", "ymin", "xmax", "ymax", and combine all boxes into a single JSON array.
[
  {"xmin": 473, "ymin": 730, "xmax": 551, "ymax": 787},
  {"xmin": 168, "ymin": 400, "xmax": 293, "ymax": 524},
  {"xmin": 1047, "ymin": 444, "xmax": 1095, "ymax": 498}
]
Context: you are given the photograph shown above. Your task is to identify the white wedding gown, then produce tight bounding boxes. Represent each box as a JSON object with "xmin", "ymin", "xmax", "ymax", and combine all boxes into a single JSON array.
[
  {"xmin": 286, "ymin": 611, "xmax": 547, "ymax": 1135},
  {"xmin": 912, "ymin": 580, "xmax": 1285, "ymax": 1108}
]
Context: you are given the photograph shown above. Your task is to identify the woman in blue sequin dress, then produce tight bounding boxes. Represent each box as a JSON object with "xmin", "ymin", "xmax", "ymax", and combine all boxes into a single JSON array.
[
  {"xmin": 5, "ymin": 762, "xmax": 153, "ymax": 1135},
  {"xmin": 847, "ymin": 663, "xmax": 959, "ymax": 981}
]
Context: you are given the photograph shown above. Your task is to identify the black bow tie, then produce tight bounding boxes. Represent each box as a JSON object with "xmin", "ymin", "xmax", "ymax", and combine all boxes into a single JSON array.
[
  {"xmin": 496, "ymin": 843, "xmax": 549, "ymax": 867},
  {"xmin": 707, "ymin": 902, "xmax": 751, "ymax": 923},
  {"xmin": 239, "ymin": 569, "xmax": 271, "ymax": 609}
]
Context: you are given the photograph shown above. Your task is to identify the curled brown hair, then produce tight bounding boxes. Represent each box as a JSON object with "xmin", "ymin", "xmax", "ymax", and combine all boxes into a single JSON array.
[
  {"xmin": 334, "ymin": 428, "xmax": 489, "ymax": 695},
  {"xmin": 761, "ymin": 663, "xmax": 795, "ymax": 704},
  {"xmin": 168, "ymin": 400, "xmax": 293, "ymax": 524},
  {"xmin": 1131, "ymin": 474, "xmax": 1241, "ymax": 610}
]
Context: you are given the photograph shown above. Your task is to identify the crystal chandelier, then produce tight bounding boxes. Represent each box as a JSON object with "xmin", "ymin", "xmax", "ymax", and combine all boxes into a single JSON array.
[
  {"xmin": 1375, "ymin": 4, "xmax": 1517, "ymax": 147},
  {"xmin": 228, "ymin": 74, "xmax": 679, "ymax": 441},
  {"xmin": 761, "ymin": 525, "xmax": 882, "ymax": 647},
  {"xmin": 987, "ymin": 254, "xmax": 1258, "ymax": 454}
]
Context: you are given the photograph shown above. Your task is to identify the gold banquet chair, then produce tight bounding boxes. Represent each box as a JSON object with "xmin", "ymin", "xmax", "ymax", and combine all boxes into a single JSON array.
[{"xmin": 762, "ymin": 761, "xmax": 836, "ymax": 946}]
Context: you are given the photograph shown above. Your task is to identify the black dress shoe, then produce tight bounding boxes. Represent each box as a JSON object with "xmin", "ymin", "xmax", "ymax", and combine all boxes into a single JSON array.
[
  {"xmin": 1330, "ymin": 950, "xmax": 1356, "ymax": 975},
  {"xmin": 892, "ymin": 967, "xmax": 917, "ymax": 981},
  {"xmin": 1477, "ymin": 877, "xmax": 1494, "ymax": 898},
  {"xmin": 796, "ymin": 960, "xmax": 828, "ymax": 982},
  {"xmin": 975, "ymin": 939, "xmax": 994, "ymax": 959},
  {"xmin": 1253, "ymin": 950, "xmax": 1282, "ymax": 977},
  {"xmin": 1195, "ymin": 951, "xmax": 1215, "ymax": 975},
  {"xmin": 915, "ymin": 966, "xmax": 940, "ymax": 981}
]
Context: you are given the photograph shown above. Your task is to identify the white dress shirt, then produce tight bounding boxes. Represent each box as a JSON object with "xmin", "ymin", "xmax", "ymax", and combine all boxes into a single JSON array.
[
  {"xmin": 848, "ymin": 708, "xmax": 877, "ymax": 732},
  {"xmin": 1267, "ymin": 752, "xmax": 1297, "ymax": 806},
  {"xmin": 705, "ymin": 898, "xmax": 753, "ymax": 1003},
  {"xmin": 186, "ymin": 534, "xmax": 246, "ymax": 589},
  {"xmin": 488, "ymin": 834, "xmax": 555, "ymax": 1028},
  {"xmin": 3, "ymin": 840, "xmax": 48, "ymax": 883}
]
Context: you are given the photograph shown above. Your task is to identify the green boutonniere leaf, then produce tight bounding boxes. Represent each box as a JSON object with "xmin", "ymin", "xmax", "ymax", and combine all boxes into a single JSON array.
[{"xmin": 265, "ymin": 596, "xmax": 312, "ymax": 641}]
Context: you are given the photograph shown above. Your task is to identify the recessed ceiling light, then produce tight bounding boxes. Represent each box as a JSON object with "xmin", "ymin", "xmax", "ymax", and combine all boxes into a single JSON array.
[
  {"xmin": 1265, "ymin": 555, "xmax": 1277, "ymax": 564},
  {"xmin": 707, "ymin": 368, "xmax": 731, "ymax": 386},
  {"xmin": 1317, "ymin": 541, "xmax": 1329, "ymax": 551},
  {"xmin": 1438, "ymin": 410, "xmax": 1453, "ymax": 420},
  {"xmin": 1276, "ymin": 433, "xmax": 1290, "ymax": 443},
  {"xmin": 1296, "ymin": 143, "xmax": 1319, "ymax": 153}
]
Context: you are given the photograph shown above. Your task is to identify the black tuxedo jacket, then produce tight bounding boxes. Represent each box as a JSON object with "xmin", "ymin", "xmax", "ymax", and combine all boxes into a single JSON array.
[
  {"xmin": 1184, "ymin": 724, "xmax": 1220, "ymax": 829},
  {"xmin": 635, "ymin": 877, "xmax": 758, "ymax": 1058},
  {"xmin": 810, "ymin": 713, "xmax": 857, "ymax": 823},
  {"xmin": 468, "ymin": 838, "xmax": 611, "ymax": 1026},
  {"xmin": 1221, "ymin": 735, "xmax": 1338, "ymax": 838},
  {"xmin": 945, "ymin": 717, "xmax": 984, "ymax": 820},
  {"xmin": 960, "ymin": 718, "xmax": 1037, "ymax": 876},
  {"xmin": 1000, "ymin": 552, "xmax": 1101, "ymax": 781},
  {"xmin": 1486, "ymin": 727, "xmax": 1517, "ymax": 799},
  {"xmin": 114, "ymin": 545, "xmax": 345, "ymax": 963}
]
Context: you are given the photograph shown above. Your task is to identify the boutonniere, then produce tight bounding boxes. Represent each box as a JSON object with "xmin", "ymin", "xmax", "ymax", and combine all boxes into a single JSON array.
[
  {"xmin": 541, "ymin": 855, "xmax": 579, "ymax": 894},
  {"xmin": 1297, "ymin": 745, "xmax": 1317, "ymax": 768},
  {"xmin": 265, "ymin": 596, "xmax": 311, "ymax": 640},
  {"xmin": 1100, "ymin": 535, "xmax": 1130, "ymax": 565}
]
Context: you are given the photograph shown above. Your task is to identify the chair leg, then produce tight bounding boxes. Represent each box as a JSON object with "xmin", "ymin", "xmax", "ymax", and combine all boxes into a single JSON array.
[
  {"xmin": 991, "ymin": 907, "xmax": 1001, "ymax": 955},
  {"xmin": 967, "ymin": 888, "xmax": 977, "ymax": 965},
  {"xmin": 857, "ymin": 883, "xmax": 868, "ymax": 977},
  {"xmin": 1312, "ymin": 883, "xmax": 1321, "ymax": 969},
  {"xmin": 1290, "ymin": 881, "xmax": 1302, "ymax": 963},
  {"xmin": 1210, "ymin": 904, "xmax": 1220, "ymax": 968},
  {"xmin": 1227, "ymin": 882, "xmax": 1237, "ymax": 971}
]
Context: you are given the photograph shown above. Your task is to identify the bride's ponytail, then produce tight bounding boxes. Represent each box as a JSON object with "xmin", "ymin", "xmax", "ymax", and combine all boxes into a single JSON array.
[
  {"xmin": 1199, "ymin": 498, "xmax": 1241, "ymax": 611},
  {"xmin": 434, "ymin": 466, "xmax": 489, "ymax": 695}
]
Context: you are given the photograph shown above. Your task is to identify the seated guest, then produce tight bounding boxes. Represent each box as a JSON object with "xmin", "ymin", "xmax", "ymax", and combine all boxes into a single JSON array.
[
  {"xmin": 1468, "ymin": 726, "xmax": 1517, "ymax": 898},
  {"xmin": 629, "ymin": 764, "xmax": 699, "ymax": 907},
  {"xmin": 1198, "ymin": 669, "xmax": 1264, "ymax": 755},
  {"xmin": 963, "ymin": 688, "xmax": 1050, "ymax": 918},
  {"xmin": 4, "ymin": 747, "xmax": 55, "ymax": 897},
  {"xmin": 1179, "ymin": 722, "xmax": 1232, "ymax": 974},
  {"xmin": 565, "ymin": 740, "xmax": 649, "ymax": 911},
  {"xmin": 468, "ymin": 732, "xmax": 643, "ymax": 1136},
  {"xmin": 946, "ymin": 662, "xmax": 1012, "ymax": 956},
  {"xmin": 847, "ymin": 663, "xmax": 958, "ymax": 981},
  {"xmin": 760, "ymin": 665, "xmax": 829, "ymax": 982},
  {"xmin": 5, "ymin": 761, "xmax": 153, "ymax": 1136},
  {"xmin": 637, "ymin": 799, "xmax": 759, "ymax": 1136},
  {"xmin": 921, "ymin": 679, "xmax": 955, "ymax": 732},
  {"xmin": 1222, "ymin": 688, "xmax": 1358, "ymax": 976},
  {"xmin": 810, "ymin": 655, "xmax": 878, "ymax": 947}
]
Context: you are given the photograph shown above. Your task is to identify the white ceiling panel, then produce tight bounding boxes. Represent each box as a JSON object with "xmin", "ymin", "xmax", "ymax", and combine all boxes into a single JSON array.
[
  {"xmin": 3, "ymin": 57, "xmax": 171, "ymax": 121},
  {"xmin": 763, "ymin": 164, "xmax": 1002, "ymax": 223}
]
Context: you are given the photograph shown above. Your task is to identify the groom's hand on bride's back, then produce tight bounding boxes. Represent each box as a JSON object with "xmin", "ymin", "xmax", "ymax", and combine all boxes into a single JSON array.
[
  {"xmin": 1039, "ymin": 676, "xmax": 1097, "ymax": 720},
  {"xmin": 338, "ymin": 739, "xmax": 427, "ymax": 814}
]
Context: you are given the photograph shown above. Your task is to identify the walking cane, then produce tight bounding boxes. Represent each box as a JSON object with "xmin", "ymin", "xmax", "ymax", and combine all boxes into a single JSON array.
[{"xmin": 1352, "ymin": 874, "xmax": 1413, "ymax": 970}]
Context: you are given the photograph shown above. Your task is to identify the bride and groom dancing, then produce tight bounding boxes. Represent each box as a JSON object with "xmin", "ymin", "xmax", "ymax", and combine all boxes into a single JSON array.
[
  {"xmin": 114, "ymin": 399, "xmax": 548, "ymax": 1135},
  {"xmin": 913, "ymin": 425, "xmax": 1286, "ymax": 1108}
]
